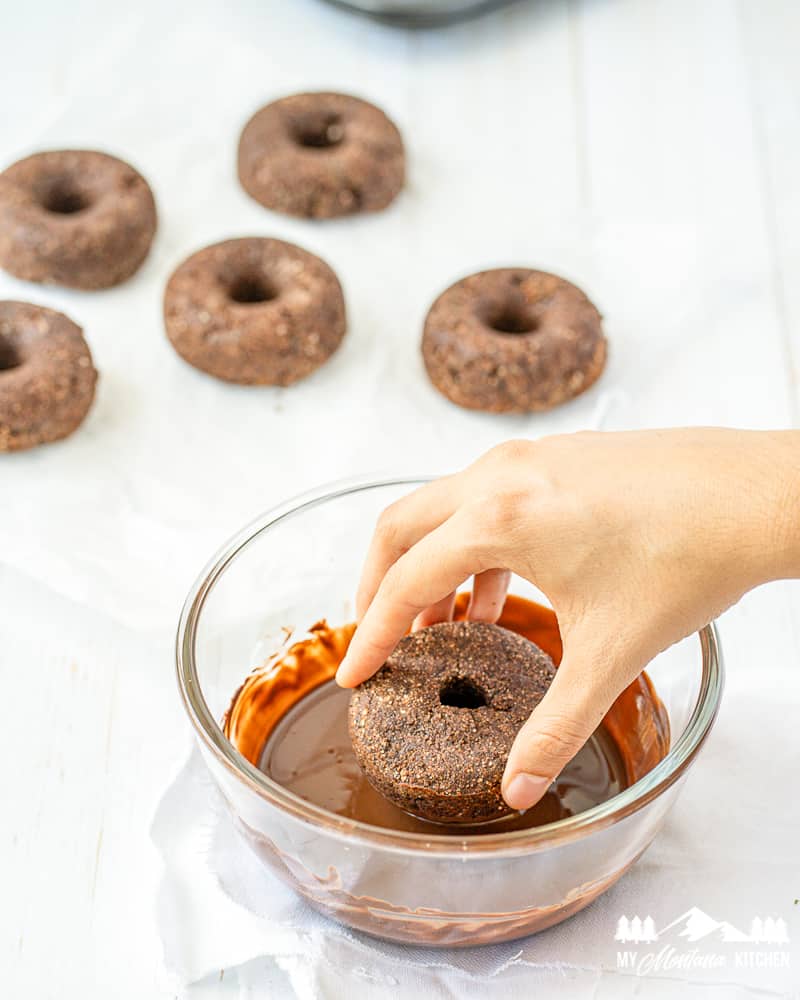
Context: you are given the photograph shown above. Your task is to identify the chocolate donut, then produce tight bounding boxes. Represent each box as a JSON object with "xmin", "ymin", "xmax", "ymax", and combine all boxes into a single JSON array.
[
  {"xmin": 163, "ymin": 237, "xmax": 346, "ymax": 386},
  {"xmin": 422, "ymin": 268, "xmax": 607, "ymax": 413},
  {"xmin": 238, "ymin": 93, "xmax": 404, "ymax": 219},
  {"xmin": 348, "ymin": 621, "xmax": 556, "ymax": 824},
  {"xmin": 0, "ymin": 301, "xmax": 97, "ymax": 452},
  {"xmin": 0, "ymin": 150, "xmax": 157, "ymax": 290}
]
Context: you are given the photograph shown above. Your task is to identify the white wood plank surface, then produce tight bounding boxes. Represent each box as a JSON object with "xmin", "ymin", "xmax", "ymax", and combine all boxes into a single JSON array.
[{"xmin": 1, "ymin": 1, "xmax": 798, "ymax": 997}]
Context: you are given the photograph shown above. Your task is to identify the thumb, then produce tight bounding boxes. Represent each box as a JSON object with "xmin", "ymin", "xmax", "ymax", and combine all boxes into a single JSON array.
[{"xmin": 501, "ymin": 639, "xmax": 627, "ymax": 811}]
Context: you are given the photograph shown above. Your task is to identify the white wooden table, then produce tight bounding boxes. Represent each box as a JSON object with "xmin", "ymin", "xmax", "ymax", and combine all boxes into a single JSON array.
[{"xmin": 1, "ymin": 1, "xmax": 798, "ymax": 997}]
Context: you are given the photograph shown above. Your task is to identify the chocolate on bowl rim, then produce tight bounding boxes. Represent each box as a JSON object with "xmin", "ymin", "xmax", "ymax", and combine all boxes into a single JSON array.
[{"xmin": 176, "ymin": 475, "xmax": 724, "ymax": 858}]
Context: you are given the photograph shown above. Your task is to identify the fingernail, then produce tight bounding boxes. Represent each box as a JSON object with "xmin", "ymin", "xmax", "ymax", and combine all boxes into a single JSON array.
[{"xmin": 503, "ymin": 773, "xmax": 551, "ymax": 811}]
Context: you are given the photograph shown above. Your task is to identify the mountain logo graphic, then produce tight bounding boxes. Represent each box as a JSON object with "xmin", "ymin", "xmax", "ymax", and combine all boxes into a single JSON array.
[{"xmin": 614, "ymin": 907, "xmax": 790, "ymax": 945}]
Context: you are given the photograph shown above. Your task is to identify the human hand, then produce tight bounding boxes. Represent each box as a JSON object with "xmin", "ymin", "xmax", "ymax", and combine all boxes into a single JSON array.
[{"xmin": 336, "ymin": 429, "xmax": 800, "ymax": 810}]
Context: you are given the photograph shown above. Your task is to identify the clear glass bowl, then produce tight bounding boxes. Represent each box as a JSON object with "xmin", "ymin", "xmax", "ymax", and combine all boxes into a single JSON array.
[{"xmin": 176, "ymin": 477, "xmax": 724, "ymax": 947}]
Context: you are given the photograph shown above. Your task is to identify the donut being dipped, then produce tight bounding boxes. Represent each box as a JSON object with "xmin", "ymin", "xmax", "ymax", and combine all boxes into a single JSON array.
[
  {"xmin": 0, "ymin": 150, "xmax": 157, "ymax": 290},
  {"xmin": 0, "ymin": 301, "xmax": 97, "ymax": 452},
  {"xmin": 238, "ymin": 92, "xmax": 404, "ymax": 219},
  {"xmin": 348, "ymin": 621, "xmax": 556, "ymax": 825},
  {"xmin": 422, "ymin": 268, "xmax": 607, "ymax": 413}
]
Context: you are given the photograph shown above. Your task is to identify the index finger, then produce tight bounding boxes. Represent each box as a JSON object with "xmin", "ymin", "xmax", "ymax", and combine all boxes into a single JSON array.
[
  {"xmin": 336, "ymin": 507, "xmax": 490, "ymax": 687},
  {"xmin": 355, "ymin": 476, "xmax": 462, "ymax": 620}
]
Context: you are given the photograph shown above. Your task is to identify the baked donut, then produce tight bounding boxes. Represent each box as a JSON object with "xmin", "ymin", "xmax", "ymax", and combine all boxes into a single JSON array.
[
  {"xmin": 422, "ymin": 268, "xmax": 607, "ymax": 413},
  {"xmin": 163, "ymin": 237, "xmax": 346, "ymax": 385},
  {"xmin": 0, "ymin": 301, "xmax": 97, "ymax": 452},
  {"xmin": 0, "ymin": 150, "xmax": 157, "ymax": 290},
  {"xmin": 238, "ymin": 92, "xmax": 404, "ymax": 219},
  {"xmin": 348, "ymin": 621, "xmax": 556, "ymax": 824}
]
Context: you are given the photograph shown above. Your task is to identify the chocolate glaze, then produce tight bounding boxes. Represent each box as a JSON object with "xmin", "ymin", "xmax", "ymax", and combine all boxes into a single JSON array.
[{"xmin": 224, "ymin": 593, "xmax": 670, "ymax": 833}]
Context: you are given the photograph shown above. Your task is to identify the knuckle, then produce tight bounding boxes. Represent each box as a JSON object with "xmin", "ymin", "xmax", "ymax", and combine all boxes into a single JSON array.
[
  {"xmin": 379, "ymin": 561, "xmax": 403, "ymax": 597},
  {"xmin": 524, "ymin": 716, "xmax": 587, "ymax": 769},
  {"xmin": 375, "ymin": 502, "xmax": 403, "ymax": 542},
  {"xmin": 361, "ymin": 630, "xmax": 394, "ymax": 662},
  {"xmin": 484, "ymin": 438, "xmax": 535, "ymax": 468},
  {"xmin": 378, "ymin": 563, "xmax": 416, "ymax": 611},
  {"xmin": 482, "ymin": 488, "xmax": 530, "ymax": 535}
]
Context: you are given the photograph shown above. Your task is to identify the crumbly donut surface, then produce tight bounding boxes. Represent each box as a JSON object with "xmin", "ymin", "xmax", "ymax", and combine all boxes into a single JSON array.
[
  {"xmin": 164, "ymin": 237, "xmax": 346, "ymax": 386},
  {"xmin": 422, "ymin": 268, "xmax": 607, "ymax": 413},
  {"xmin": 349, "ymin": 620, "xmax": 556, "ymax": 824},
  {"xmin": 0, "ymin": 301, "xmax": 97, "ymax": 452},
  {"xmin": 238, "ymin": 92, "xmax": 404, "ymax": 219},
  {"xmin": 0, "ymin": 150, "xmax": 157, "ymax": 290}
]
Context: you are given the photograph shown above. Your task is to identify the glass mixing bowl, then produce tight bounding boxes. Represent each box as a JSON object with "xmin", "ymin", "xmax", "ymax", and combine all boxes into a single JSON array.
[{"xmin": 176, "ymin": 477, "xmax": 723, "ymax": 946}]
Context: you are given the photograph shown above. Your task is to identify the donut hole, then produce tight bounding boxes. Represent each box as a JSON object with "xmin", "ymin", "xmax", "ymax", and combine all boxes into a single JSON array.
[
  {"xmin": 227, "ymin": 273, "xmax": 278, "ymax": 305},
  {"xmin": 0, "ymin": 335, "xmax": 22, "ymax": 372},
  {"xmin": 41, "ymin": 182, "xmax": 90, "ymax": 215},
  {"xmin": 482, "ymin": 301, "xmax": 540, "ymax": 336},
  {"xmin": 439, "ymin": 676, "xmax": 488, "ymax": 710},
  {"xmin": 291, "ymin": 112, "xmax": 345, "ymax": 149}
]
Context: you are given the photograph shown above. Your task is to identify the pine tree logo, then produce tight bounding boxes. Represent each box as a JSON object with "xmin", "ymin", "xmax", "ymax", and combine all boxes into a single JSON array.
[
  {"xmin": 614, "ymin": 908, "xmax": 790, "ymax": 945},
  {"xmin": 748, "ymin": 917, "xmax": 790, "ymax": 944},
  {"xmin": 615, "ymin": 915, "xmax": 658, "ymax": 943}
]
